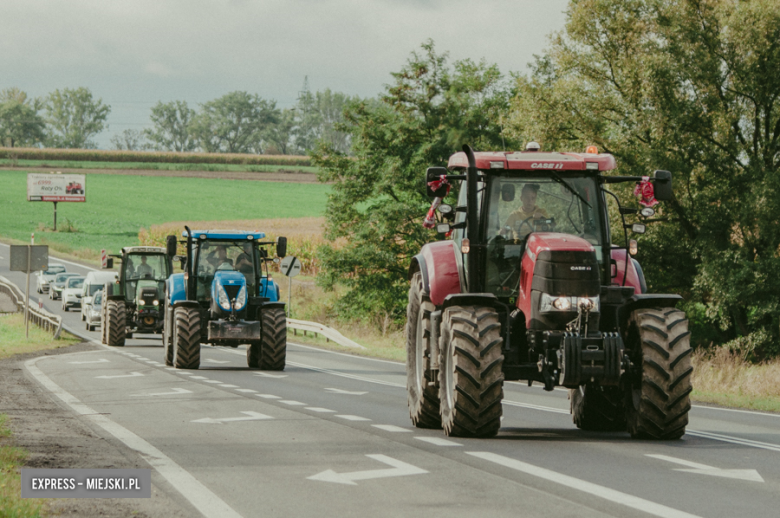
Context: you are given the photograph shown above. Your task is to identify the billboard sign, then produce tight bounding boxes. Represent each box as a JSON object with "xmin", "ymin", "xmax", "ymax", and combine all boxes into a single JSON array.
[{"xmin": 27, "ymin": 173, "xmax": 86, "ymax": 202}]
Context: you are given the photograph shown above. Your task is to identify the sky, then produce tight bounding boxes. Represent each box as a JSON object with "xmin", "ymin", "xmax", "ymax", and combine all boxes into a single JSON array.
[{"xmin": 1, "ymin": 0, "xmax": 570, "ymax": 149}]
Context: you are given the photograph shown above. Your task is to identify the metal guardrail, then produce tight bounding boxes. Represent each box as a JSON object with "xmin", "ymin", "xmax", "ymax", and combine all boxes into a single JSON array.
[
  {"xmin": 0, "ymin": 275, "xmax": 63, "ymax": 339},
  {"xmin": 287, "ymin": 318, "xmax": 366, "ymax": 350}
]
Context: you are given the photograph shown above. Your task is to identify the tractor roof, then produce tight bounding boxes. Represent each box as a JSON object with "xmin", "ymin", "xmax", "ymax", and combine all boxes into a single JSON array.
[
  {"xmin": 447, "ymin": 150, "xmax": 617, "ymax": 172},
  {"xmin": 122, "ymin": 246, "xmax": 166, "ymax": 254},
  {"xmin": 183, "ymin": 230, "xmax": 266, "ymax": 240}
]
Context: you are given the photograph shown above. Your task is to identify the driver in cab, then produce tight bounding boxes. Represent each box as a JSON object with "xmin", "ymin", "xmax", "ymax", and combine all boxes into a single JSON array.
[
  {"xmin": 504, "ymin": 183, "xmax": 548, "ymax": 239},
  {"xmin": 135, "ymin": 256, "xmax": 154, "ymax": 278}
]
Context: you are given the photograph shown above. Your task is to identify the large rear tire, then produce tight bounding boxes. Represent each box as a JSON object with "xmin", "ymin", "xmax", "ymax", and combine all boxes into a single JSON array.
[
  {"xmin": 405, "ymin": 272, "xmax": 441, "ymax": 429},
  {"xmin": 625, "ymin": 308, "xmax": 692, "ymax": 440},
  {"xmin": 106, "ymin": 300, "xmax": 126, "ymax": 347},
  {"xmin": 570, "ymin": 384, "xmax": 626, "ymax": 431},
  {"xmin": 162, "ymin": 299, "xmax": 173, "ymax": 366},
  {"xmin": 258, "ymin": 308, "xmax": 286, "ymax": 370},
  {"xmin": 173, "ymin": 307, "xmax": 200, "ymax": 369},
  {"xmin": 438, "ymin": 306, "xmax": 504, "ymax": 438}
]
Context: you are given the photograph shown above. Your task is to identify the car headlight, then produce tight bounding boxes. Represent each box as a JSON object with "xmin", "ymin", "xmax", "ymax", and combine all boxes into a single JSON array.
[
  {"xmin": 217, "ymin": 281, "xmax": 231, "ymax": 311},
  {"xmin": 540, "ymin": 294, "xmax": 599, "ymax": 313}
]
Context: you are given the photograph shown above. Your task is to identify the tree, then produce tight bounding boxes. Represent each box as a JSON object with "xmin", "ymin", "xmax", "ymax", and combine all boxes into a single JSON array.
[
  {"xmin": 262, "ymin": 108, "xmax": 296, "ymax": 155},
  {"xmin": 191, "ymin": 92, "xmax": 279, "ymax": 153},
  {"xmin": 504, "ymin": 0, "xmax": 780, "ymax": 358},
  {"xmin": 110, "ymin": 129, "xmax": 149, "ymax": 151},
  {"xmin": 144, "ymin": 100, "xmax": 197, "ymax": 152},
  {"xmin": 44, "ymin": 87, "xmax": 110, "ymax": 149},
  {"xmin": 311, "ymin": 41, "xmax": 516, "ymax": 324},
  {"xmin": 0, "ymin": 88, "xmax": 45, "ymax": 148},
  {"xmin": 291, "ymin": 80, "xmax": 357, "ymax": 154}
]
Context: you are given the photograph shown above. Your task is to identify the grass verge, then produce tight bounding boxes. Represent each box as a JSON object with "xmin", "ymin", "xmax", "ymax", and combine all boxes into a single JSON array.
[
  {"xmin": 0, "ymin": 415, "xmax": 44, "ymax": 518},
  {"xmin": 691, "ymin": 347, "xmax": 780, "ymax": 412},
  {"xmin": 0, "ymin": 313, "xmax": 79, "ymax": 360}
]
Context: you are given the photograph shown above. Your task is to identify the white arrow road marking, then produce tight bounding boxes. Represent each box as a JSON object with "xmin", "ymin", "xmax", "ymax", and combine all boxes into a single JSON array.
[
  {"xmin": 203, "ymin": 359, "xmax": 231, "ymax": 364},
  {"xmin": 307, "ymin": 454, "xmax": 427, "ymax": 485},
  {"xmin": 191, "ymin": 411, "xmax": 273, "ymax": 424},
  {"xmin": 130, "ymin": 388, "xmax": 193, "ymax": 397},
  {"xmin": 95, "ymin": 372, "xmax": 144, "ymax": 379},
  {"xmin": 253, "ymin": 372, "xmax": 288, "ymax": 378},
  {"xmin": 645, "ymin": 454, "xmax": 764, "ymax": 482},
  {"xmin": 69, "ymin": 358, "xmax": 111, "ymax": 365},
  {"xmin": 469, "ymin": 452, "xmax": 702, "ymax": 518},
  {"xmin": 325, "ymin": 388, "xmax": 368, "ymax": 395}
]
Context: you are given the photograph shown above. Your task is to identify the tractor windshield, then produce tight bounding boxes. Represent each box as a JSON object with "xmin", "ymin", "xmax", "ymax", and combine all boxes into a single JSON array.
[
  {"xmin": 124, "ymin": 254, "xmax": 170, "ymax": 304},
  {"xmin": 485, "ymin": 175, "xmax": 605, "ymax": 298},
  {"xmin": 193, "ymin": 241, "xmax": 259, "ymax": 302}
]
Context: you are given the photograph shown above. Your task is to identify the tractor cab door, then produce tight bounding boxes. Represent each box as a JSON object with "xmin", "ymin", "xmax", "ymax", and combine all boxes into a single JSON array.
[{"xmin": 451, "ymin": 179, "xmax": 483, "ymax": 292}]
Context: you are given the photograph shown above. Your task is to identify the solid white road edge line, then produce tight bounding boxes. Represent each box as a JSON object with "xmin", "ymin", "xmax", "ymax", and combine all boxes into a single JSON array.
[
  {"xmin": 24, "ymin": 356, "xmax": 244, "ymax": 518},
  {"xmin": 467, "ymin": 452, "xmax": 702, "ymax": 518}
]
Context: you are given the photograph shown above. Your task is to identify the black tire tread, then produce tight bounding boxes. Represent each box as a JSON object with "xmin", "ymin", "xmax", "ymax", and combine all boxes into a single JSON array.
[
  {"xmin": 105, "ymin": 301, "xmax": 126, "ymax": 347},
  {"xmin": 173, "ymin": 307, "xmax": 200, "ymax": 369},
  {"xmin": 439, "ymin": 306, "xmax": 504, "ymax": 438},
  {"xmin": 625, "ymin": 308, "xmax": 692, "ymax": 440},
  {"xmin": 258, "ymin": 308, "xmax": 286, "ymax": 370},
  {"xmin": 570, "ymin": 384, "xmax": 626, "ymax": 431}
]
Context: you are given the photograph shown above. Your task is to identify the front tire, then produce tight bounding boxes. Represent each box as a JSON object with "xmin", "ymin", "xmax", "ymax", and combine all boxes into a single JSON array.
[
  {"xmin": 405, "ymin": 272, "xmax": 441, "ymax": 429},
  {"xmin": 173, "ymin": 307, "xmax": 200, "ymax": 369},
  {"xmin": 624, "ymin": 308, "xmax": 692, "ymax": 440},
  {"xmin": 106, "ymin": 300, "xmax": 126, "ymax": 347},
  {"xmin": 438, "ymin": 306, "xmax": 504, "ymax": 438},
  {"xmin": 570, "ymin": 384, "xmax": 625, "ymax": 431},
  {"xmin": 256, "ymin": 307, "xmax": 286, "ymax": 370}
]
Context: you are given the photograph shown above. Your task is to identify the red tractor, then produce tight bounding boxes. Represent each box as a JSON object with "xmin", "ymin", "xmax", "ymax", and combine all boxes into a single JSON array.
[{"xmin": 406, "ymin": 144, "xmax": 691, "ymax": 440}]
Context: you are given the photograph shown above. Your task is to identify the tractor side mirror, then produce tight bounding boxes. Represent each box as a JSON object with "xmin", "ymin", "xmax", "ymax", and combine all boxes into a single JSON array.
[
  {"xmin": 426, "ymin": 167, "xmax": 449, "ymax": 199},
  {"xmin": 104, "ymin": 258, "xmax": 113, "ymax": 269},
  {"xmin": 276, "ymin": 236, "xmax": 287, "ymax": 259},
  {"xmin": 652, "ymin": 170, "xmax": 672, "ymax": 201},
  {"xmin": 173, "ymin": 255, "xmax": 186, "ymax": 270},
  {"xmin": 436, "ymin": 223, "xmax": 450, "ymax": 234},
  {"xmin": 625, "ymin": 223, "xmax": 646, "ymax": 234},
  {"xmin": 166, "ymin": 235, "xmax": 177, "ymax": 257}
]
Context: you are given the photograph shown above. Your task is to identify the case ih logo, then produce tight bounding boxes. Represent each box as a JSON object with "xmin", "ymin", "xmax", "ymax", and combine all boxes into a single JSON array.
[
  {"xmin": 531, "ymin": 162, "xmax": 564, "ymax": 169},
  {"xmin": 571, "ymin": 266, "xmax": 591, "ymax": 271}
]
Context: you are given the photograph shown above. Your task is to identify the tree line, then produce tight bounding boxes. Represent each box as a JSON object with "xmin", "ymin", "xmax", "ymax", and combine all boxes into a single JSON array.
[
  {"xmin": 313, "ymin": 0, "xmax": 780, "ymax": 360},
  {"xmin": 0, "ymin": 80, "xmax": 358, "ymax": 155}
]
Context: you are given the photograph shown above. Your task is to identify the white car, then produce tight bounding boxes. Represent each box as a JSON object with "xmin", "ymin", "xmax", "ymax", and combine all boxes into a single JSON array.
[
  {"xmin": 85, "ymin": 290, "xmax": 103, "ymax": 331},
  {"xmin": 36, "ymin": 264, "xmax": 66, "ymax": 294},
  {"xmin": 61, "ymin": 276, "xmax": 85, "ymax": 311}
]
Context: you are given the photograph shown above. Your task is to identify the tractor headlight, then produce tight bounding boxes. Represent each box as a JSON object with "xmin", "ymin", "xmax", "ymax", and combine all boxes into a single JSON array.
[
  {"xmin": 153, "ymin": 300, "xmax": 159, "ymax": 306},
  {"xmin": 217, "ymin": 281, "xmax": 231, "ymax": 311},
  {"xmin": 233, "ymin": 285, "xmax": 247, "ymax": 310},
  {"xmin": 540, "ymin": 294, "xmax": 599, "ymax": 313}
]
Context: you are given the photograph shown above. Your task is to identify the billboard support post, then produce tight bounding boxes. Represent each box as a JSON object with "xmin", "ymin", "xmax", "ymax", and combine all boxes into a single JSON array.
[{"xmin": 53, "ymin": 201, "xmax": 58, "ymax": 231}]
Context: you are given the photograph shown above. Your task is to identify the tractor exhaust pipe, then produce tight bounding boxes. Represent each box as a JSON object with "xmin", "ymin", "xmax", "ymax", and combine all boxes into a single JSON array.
[
  {"xmin": 184, "ymin": 225, "xmax": 194, "ymax": 300},
  {"xmin": 462, "ymin": 145, "xmax": 483, "ymax": 293}
]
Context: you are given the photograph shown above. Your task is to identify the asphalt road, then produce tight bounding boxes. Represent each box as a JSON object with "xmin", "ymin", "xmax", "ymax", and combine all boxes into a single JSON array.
[{"xmin": 3, "ymin": 242, "xmax": 779, "ymax": 518}]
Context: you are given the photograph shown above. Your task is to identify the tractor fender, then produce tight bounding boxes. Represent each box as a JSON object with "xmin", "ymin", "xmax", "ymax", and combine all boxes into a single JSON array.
[
  {"xmin": 172, "ymin": 300, "xmax": 200, "ymax": 310},
  {"xmin": 610, "ymin": 248, "xmax": 642, "ymax": 294},
  {"xmin": 441, "ymin": 293, "xmax": 500, "ymax": 311},
  {"xmin": 259, "ymin": 301, "xmax": 285, "ymax": 311},
  {"xmin": 166, "ymin": 273, "xmax": 187, "ymax": 305},
  {"xmin": 260, "ymin": 277, "xmax": 279, "ymax": 302},
  {"xmin": 618, "ymin": 294, "xmax": 683, "ymax": 331},
  {"xmin": 409, "ymin": 241, "xmax": 462, "ymax": 306}
]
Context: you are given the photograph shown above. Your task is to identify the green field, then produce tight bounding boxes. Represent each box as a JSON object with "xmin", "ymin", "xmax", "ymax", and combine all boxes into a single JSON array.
[
  {"xmin": 0, "ymin": 159, "xmax": 319, "ymax": 174},
  {"xmin": 0, "ymin": 170, "xmax": 329, "ymax": 256}
]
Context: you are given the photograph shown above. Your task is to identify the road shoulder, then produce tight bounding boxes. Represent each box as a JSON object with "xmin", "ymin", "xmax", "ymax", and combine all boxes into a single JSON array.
[{"xmin": 0, "ymin": 342, "xmax": 191, "ymax": 517}]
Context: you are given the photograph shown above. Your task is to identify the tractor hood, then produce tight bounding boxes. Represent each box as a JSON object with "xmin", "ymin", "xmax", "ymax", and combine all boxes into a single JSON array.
[
  {"xmin": 525, "ymin": 233, "xmax": 594, "ymax": 258},
  {"xmin": 211, "ymin": 271, "xmax": 248, "ymax": 313}
]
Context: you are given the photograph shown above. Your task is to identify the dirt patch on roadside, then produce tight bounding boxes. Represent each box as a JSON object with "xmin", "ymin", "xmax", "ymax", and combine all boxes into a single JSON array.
[
  {"xmin": 0, "ymin": 344, "xmax": 190, "ymax": 517},
  {"xmin": 0, "ymin": 166, "xmax": 320, "ymax": 183}
]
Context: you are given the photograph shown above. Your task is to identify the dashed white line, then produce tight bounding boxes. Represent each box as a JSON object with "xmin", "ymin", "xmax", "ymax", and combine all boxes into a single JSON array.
[
  {"xmin": 372, "ymin": 425, "xmax": 411, "ymax": 433},
  {"xmin": 235, "ymin": 389, "xmax": 257, "ymax": 393},
  {"xmin": 336, "ymin": 415, "xmax": 371, "ymax": 421},
  {"xmin": 203, "ymin": 380, "xmax": 222, "ymax": 384},
  {"xmin": 415, "ymin": 437, "xmax": 462, "ymax": 447},
  {"xmin": 280, "ymin": 400, "xmax": 306, "ymax": 406},
  {"xmin": 306, "ymin": 407, "xmax": 336, "ymax": 413},
  {"xmin": 189, "ymin": 376, "xmax": 208, "ymax": 380},
  {"xmin": 257, "ymin": 394, "xmax": 281, "ymax": 399},
  {"xmin": 468, "ymin": 452, "xmax": 701, "ymax": 518},
  {"xmin": 218, "ymin": 384, "xmax": 239, "ymax": 388}
]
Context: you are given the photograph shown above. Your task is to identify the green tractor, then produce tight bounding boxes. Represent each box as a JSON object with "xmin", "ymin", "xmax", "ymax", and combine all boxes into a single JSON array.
[{"xmin": 101, "ymin": 246, "xmax": 173, "ymax": 346}]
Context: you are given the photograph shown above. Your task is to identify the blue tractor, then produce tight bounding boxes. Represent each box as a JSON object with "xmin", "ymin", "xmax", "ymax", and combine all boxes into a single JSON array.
[{"xmin": 162, "ymin": 227, "xmax": 288, "ymax": 370}]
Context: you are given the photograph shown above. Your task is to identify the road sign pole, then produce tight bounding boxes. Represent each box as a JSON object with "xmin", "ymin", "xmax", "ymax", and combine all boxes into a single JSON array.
[
  {"xmin": 53, "ymin": 201, "xmax": 58, "ymax": 231},
  {"xmin": 25, "ymin": 244, "xmax": 31, "ymax": 339},
  {"xmin": 288, "ymin": 276, "xmax": 292, "ymax": 318}
]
